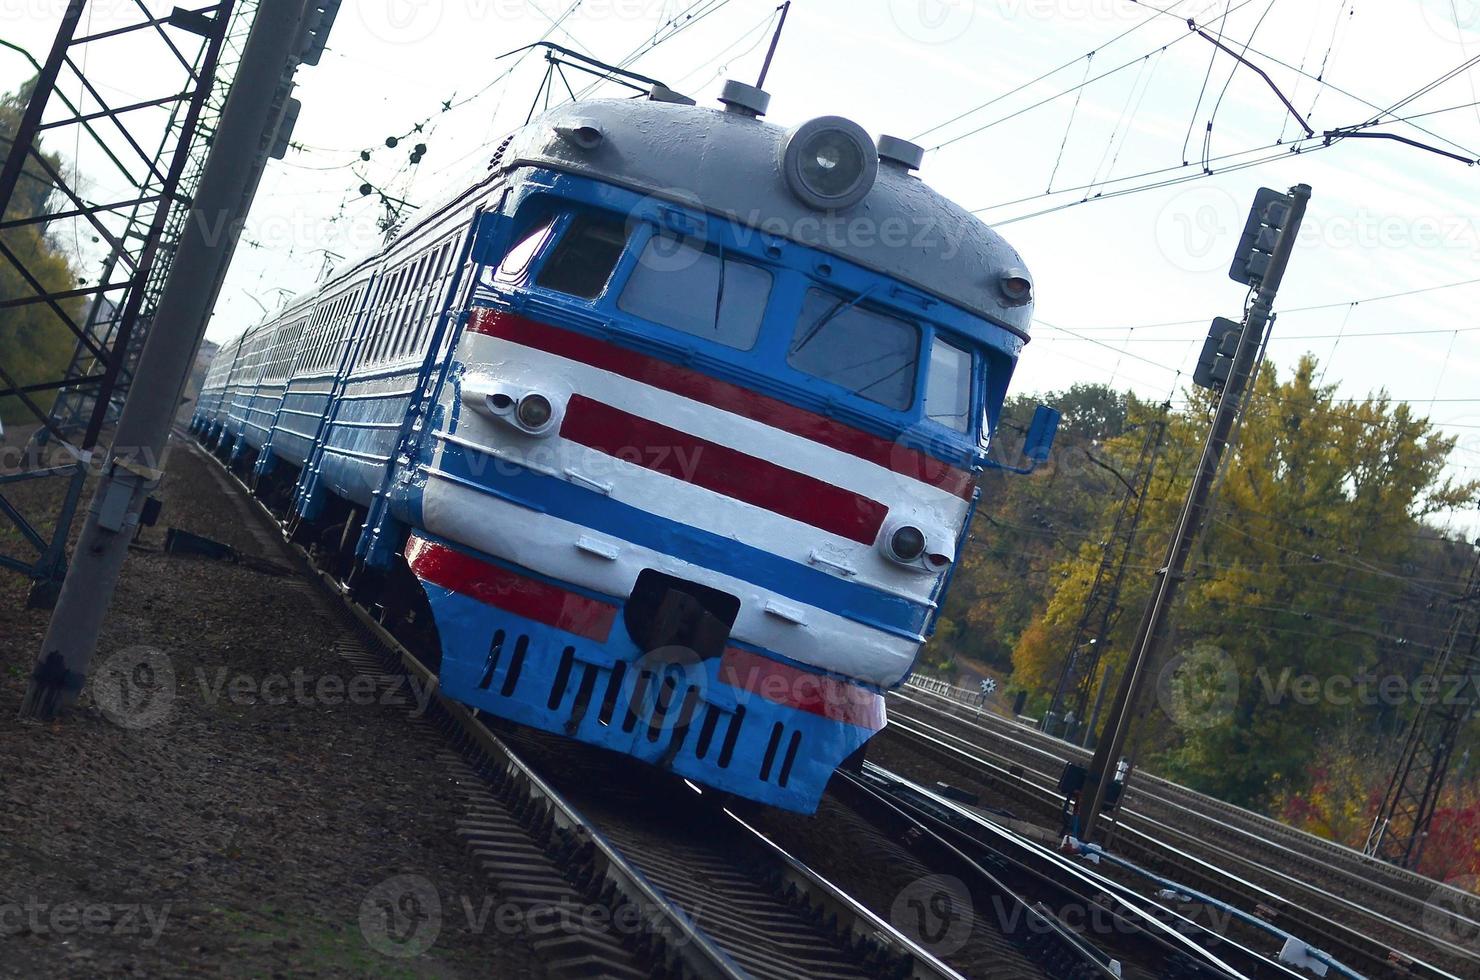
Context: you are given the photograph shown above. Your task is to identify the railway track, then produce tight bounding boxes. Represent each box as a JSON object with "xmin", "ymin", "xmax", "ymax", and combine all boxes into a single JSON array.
[
  {"xmin": 881, "ymin": 685, "xmax": 1480, "ymax": 980},
  {"xmin": 184, "ymin": 429, "xmax": 1330, "ymax": 979},
  {"xmin": 834, "ymin": 764, "xmax": 1321, "ymax": 980},
  {"xmin": 901, "ymin": 687, "xmax": 1480, "ymax": 920},
  {"xmin": 187, "ymin": 432, "xmax": 970, "ymax": 979},
  {"xmin": 892, "ymin": 686, "xmax": 1480, "ymax": 937}
]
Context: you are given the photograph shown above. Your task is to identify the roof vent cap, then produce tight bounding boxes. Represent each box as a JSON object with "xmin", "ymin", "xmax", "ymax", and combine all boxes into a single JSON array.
[
  {"xmin": 719, "ymin": 79, "xmax": 770, "ymax": 117},
  {"xmin": 877, "ymin": 135, "xmax": 924, "ymax": 172}
]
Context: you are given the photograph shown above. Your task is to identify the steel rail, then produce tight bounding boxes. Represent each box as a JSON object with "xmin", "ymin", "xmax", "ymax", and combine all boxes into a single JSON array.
[
  {"xmin": 848, "ymin": 764, "xmax": 1314, "ymax": 980},
  {"xmin": 884, "ymin": 703, "xmax": 1472, "ymax": 980},
  {"xmin": 180, "ymin": 430, "xmax": 968, "ymax": 980},
  {"xmin": 896, "ymin": 686, "xmax": 1480, "ymax": 932}
]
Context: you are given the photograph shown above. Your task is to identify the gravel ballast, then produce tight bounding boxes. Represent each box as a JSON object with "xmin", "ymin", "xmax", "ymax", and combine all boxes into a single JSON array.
[{"xmin": 0, "ymin": 437, "xmax": 540, "ymax": 978}]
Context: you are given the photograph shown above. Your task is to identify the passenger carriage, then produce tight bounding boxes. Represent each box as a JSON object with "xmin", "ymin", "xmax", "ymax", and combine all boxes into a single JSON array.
[{"xmin": 191, "ymin": 81, "xmax": 1054, "ymax": 812}]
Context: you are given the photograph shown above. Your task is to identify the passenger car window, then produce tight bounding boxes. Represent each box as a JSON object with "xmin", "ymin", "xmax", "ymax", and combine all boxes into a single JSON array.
[
  {"xmin": 536, "ymin": 212, "xmax": 628, "ymax": 299},
  {"xmin": 925, "ymin": 336, "xmax": 972, "ymax": 432},
  {"xmin": 618, "ymin": 234, "xmax": 773, "ymax": 350},
  {"xmin": 787, "ymin": 289, "xmax": 919, "ymax": 410}
]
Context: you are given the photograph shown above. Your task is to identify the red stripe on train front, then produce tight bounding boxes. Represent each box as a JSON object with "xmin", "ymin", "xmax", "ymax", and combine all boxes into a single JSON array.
[
  {"xmin": 719, "ymin": 647, "xmax": 885, "ymax": 730},
  {"xmin": 406, "ymin": 537, "xmax": 616, "ymax": 643},
  {"xmin": 467, "ymin": 308, "xmax": 975, "ymax": 501},
  {"xmin": 560, "ymin": 393, "xmax": 888, "ymax": 546}
]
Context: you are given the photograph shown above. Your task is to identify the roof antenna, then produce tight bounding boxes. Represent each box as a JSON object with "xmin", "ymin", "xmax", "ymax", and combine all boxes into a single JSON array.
[{"xmin": 756, "ymin": 2, "xmax": 792, "ymax": 89}]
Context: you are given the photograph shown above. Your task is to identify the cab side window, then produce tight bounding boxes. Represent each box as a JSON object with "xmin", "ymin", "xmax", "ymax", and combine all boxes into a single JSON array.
[
  {"xmin": 925, "ymin": 336, "xmax": 973, "ymax": 432},
  {"xmin": 535, "ymin": 212, "xmax": 628, "ymax": 299},
  {"xmin": 495, "ymin": 219, "xmax": 553, "ymax": 284}
]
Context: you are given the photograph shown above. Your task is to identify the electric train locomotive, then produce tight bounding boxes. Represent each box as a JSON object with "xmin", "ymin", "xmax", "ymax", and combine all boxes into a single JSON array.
[{"xmin": 191, "ymin": 79, "xmax": 1056, "ymax": 813}]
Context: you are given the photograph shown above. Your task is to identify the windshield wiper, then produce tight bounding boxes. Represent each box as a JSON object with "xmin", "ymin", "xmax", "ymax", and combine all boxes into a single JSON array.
[
  {"xmin": 790, "ymin": 286, "xmax": 876, "ymax": 355},
  {"xmin": 713, "ymin": 241, "xmax": 726, "ymax": 333}
]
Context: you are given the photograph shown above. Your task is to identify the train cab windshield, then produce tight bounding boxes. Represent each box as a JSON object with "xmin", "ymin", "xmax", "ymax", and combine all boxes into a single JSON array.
[
  {"xmin": 620, "ymin": 233, "xmax": 773, "ymax": 350},
  {"xmin": 485, "ymin": 206, "xmax": 1000, "ymax": 449},
  {"xmin": 788, "ymin": 289, "xmax": 918, "ymax": 411}
]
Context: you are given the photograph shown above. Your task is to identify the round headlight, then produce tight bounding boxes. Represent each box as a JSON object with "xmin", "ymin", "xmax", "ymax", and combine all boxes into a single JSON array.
[
  {"xmin": 516, "ymin": 393, "xmax": 553, "ymax": 430},
  {"xmin": 1000, "ymin": 269, "xmax": 1033, "ymax": 306},
  {"xmin": 781, "ymin": 116, "xmax": 878, "ymax": 211},
  {"xmin": 890, "ymin": 525, "xmax": 927, "ymax": 563}
]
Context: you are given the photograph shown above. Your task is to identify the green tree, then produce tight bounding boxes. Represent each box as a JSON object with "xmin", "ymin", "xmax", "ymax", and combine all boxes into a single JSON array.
[
  {"xmin": 1, "ymin": 78, "xmax": 83, "ymax": 424},
  {"xmin": 927, "ymin": 384, "xmax": 1149, "ymax": 675},
  {"xmin": 1006, "ymin": 357, "xmax": 1477, "ymax": 806}
]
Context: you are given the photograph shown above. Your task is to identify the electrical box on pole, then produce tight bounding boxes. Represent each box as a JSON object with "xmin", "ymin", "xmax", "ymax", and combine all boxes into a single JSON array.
[
  {"xmin": 1077, "ymin": 184, "xmax": 1311, "ymax": 843},
  {"xmin": 270, "ymin": 97, "xmax": 301, "ymax": 159}
]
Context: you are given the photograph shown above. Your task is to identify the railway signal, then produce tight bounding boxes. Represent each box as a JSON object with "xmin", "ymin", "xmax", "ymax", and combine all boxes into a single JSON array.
[
  {"xmin": 1192, "ymin": 317, "xmax": 1243, "ymax": 392},
  {"xmin": 1078, "ymin": 184, "xmax": 1312, "ymax": 842}
]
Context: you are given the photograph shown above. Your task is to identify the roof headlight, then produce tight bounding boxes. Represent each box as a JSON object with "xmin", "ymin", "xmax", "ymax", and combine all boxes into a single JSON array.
[{"xmin": 782, "ymin": 116, "xmax": 878, "ymax": 211}]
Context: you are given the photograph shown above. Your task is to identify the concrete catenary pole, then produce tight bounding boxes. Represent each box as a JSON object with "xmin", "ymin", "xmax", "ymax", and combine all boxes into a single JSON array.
[
  {"xmin": 19, "ymin": 0, "xmax": 309, "ymax": 721},
  {"xmin": 1078, "ymin": 184, "xmax": 1311, "ymax": 840}
]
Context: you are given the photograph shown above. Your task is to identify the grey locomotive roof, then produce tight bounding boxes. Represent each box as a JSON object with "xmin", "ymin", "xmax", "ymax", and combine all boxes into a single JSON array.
[{"xmin": 499, "ymin": 98, "xmax": 1033, "ymax": 337}]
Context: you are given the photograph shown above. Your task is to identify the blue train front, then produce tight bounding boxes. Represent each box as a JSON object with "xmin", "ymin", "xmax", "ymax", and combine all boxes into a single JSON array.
[{"xmin": 191, "ymin": 81, "xmax": 1044, "ymax": 813}]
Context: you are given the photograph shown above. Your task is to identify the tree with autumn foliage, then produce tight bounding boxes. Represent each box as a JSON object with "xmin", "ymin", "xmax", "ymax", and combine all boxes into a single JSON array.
[
  {"xmin": 1, "ymin": 79, "xmax": 84, "ymax": 423},
  {"xmin": 1272, "ymin": 736, "xmax": 1480, "ymax": 885},
  {"xmin": 939, "ymin": 354, "xmax": 1478, "ymax": 813},
  {"xmin": 925, "ymin": 383, "xmax": 1151, "ymax": 676}
]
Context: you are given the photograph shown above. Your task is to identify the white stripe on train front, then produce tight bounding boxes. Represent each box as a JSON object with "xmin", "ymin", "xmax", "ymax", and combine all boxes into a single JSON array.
[
  {"xmin": 435, "ymin": 416, "xmax": 942, "ymax": 606},
  {"xmin": 417, "ymin": 473, "xmax": 921, "ymax": 686},
  {"xmin": 457, "ymin": 332, "xmax": 973, "ymax": 522}
]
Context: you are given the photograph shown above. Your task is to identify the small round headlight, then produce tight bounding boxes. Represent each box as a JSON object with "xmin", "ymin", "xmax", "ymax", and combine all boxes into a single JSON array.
[
  {"xmin": 890, "ymin": 525, "xmax": 927, "ymax": 563},
  {"xmin": 1000, "ymin": 270, "xmax": 1033, "ymax": 306},
  {"xmin": 781, "ymin": 116, "xmax": 878, "ymax": 211},
  {"xmin": 516, "ymin": 393, "xmax": 553, "ymax": 430}
]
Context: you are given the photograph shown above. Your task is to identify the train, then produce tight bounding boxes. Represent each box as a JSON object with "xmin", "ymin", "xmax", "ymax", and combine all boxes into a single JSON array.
[{"xmin": 191, "ymin": 78, "xmax": 1056, "ymax": 813}]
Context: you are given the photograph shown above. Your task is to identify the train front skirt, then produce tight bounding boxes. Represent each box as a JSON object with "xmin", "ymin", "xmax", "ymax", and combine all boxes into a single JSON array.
[{"xmin": 406, "ymin": 533, "xmax": 885, "ymax": 812}]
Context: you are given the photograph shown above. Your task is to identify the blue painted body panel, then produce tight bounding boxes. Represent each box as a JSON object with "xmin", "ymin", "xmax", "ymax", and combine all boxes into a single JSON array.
[
  {"xmin": 417, "ymin": 534, "xmax": 873, "ymax": 814},
  {"xmin": 264, "ymin": 382, "xmax": 334, "ymax": 469}
]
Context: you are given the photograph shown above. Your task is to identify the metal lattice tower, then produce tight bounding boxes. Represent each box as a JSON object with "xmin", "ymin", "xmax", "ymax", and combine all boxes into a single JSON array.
[
  {"xmin": 44, "ymin": 1, "xmax": 262, "ymax": 439},
  {"xmin": 1043, "ymin": 405, "xmax": 1169, "ymax": 745},
  {"xmin": 1365, "ymin": 549, "xmax": 1480, "ymax": 869},
  {"xmin": 0, "ymin": 1, "xmax": 245, "ymax": 604}
]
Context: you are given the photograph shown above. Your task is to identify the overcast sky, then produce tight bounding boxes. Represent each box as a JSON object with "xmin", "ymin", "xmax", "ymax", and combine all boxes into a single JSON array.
[{"xmin": 6, "ymin": 0, "xmax": 1479, "ymax": 530}]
